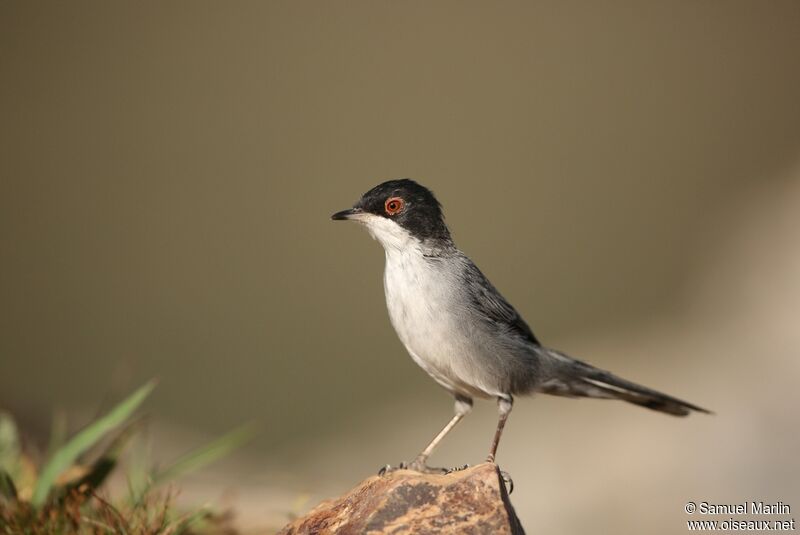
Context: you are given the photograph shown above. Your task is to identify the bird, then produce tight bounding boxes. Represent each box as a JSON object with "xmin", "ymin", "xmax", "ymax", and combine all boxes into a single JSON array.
[{"xmin": 331, "ymin": 178, "xmax": 710, "ymax": 473}]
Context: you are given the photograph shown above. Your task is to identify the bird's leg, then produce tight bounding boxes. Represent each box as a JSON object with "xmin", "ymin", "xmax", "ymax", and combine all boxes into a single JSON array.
[
  {"xmin": 383, "ymin": 396, "xmax": 472, "ymax": 475},
  {"xmin": 487, "ymin": 395, "xmax": 513, "ymax": 463}
]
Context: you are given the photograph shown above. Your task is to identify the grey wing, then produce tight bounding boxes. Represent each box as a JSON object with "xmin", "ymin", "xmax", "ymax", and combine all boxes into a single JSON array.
[{"xmin": 460, "ymin": 258, "xmax": 540, "ymax": 346}]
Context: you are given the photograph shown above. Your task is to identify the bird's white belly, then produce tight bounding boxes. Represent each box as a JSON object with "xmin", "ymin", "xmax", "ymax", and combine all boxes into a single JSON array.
[{"xmin": 383, "ymin": 250, "xmax": 496, "ymax": 399}]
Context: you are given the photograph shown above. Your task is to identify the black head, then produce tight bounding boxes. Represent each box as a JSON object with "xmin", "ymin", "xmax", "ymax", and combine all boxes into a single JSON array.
[{"xmin": 331, "ymin": 179, "xmax": 451, "ymax": 242}]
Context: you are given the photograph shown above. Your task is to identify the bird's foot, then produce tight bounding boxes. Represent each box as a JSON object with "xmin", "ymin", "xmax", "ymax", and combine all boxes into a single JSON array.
[
  {"xmin": 377, "ymin": 457, "xmax": 452, "ymax": 476},
  {"xmin": 377, "ymin": 461, "xmax": 408, "ymax": 476},
  {"xmin": 484, "ymin": 455, "xmax": 514, "ymax": 493},
  {"xmin": 499, "ymin": 469, "xmax": 514, "ymax": 494},
  {"xmin": 444, "ymin": 463, "xmax": 470, "ymax": 474}
]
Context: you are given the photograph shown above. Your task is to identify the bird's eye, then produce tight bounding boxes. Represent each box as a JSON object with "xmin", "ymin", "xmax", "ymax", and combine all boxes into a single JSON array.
[{"xmin": 385, "ymin": 197, "xmax": 405, "ymax": 215}]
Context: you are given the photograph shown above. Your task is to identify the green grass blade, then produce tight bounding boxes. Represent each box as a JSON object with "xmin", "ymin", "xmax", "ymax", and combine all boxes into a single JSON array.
[
  {"xmin": 126, "ymin": 432, "xmax": 153, "ymax": 506},
  {"xmin": 45, "ymin": 409, "xmax": 68, "ymax": 459},
  {"xmin": 0, "ymin": 412, "xmax": 21, "ymax": 476},
  {"xmin": 152, "ymin": 424, "xmax": 255, "ymax": 486},
  {"xmin": 68, "ymin": 419, "xmax": 140, "ymax": 494},
  {"xmin": 0, "ymin": 468, "xmax": 17, "ymax": 500},
  {"xmin": 31, "ymin": 380, "xmax": 156, "ymax": 508}
]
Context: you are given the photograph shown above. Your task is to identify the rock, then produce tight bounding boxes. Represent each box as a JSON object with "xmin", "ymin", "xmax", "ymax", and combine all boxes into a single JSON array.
[{"xmin": 279, "ymin": 463, "xmax": 525, "ymax": 534}]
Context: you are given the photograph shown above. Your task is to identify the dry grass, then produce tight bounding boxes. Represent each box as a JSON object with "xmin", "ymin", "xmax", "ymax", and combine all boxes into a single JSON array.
[
  {"xmin": 0, "ymin": 381, "xmax": 251, "ymax": 534},
  {"xmin": 1, "ymin": 485, "xmax": 236, "ymax": 535}
]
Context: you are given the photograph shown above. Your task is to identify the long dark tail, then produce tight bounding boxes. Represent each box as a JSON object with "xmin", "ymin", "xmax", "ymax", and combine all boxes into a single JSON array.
[{"xmin": 539, "ymin": 349, "xmax": 711, "ymax": 416}]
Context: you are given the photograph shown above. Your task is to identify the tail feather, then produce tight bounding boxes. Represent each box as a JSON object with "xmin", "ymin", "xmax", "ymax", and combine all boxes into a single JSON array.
[
  {"xmin": 540, "ymin": 350, "xmax": 711, "ymax": 417},
  {"xmin": 581, "ymin": 374, "xmax": 709, "ymax": 416}
]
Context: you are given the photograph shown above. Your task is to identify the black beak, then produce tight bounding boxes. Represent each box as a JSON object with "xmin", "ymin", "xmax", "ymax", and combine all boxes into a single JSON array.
[{"xmin": 331, "ymin": 208, "xmax": 361, "ymax": 221}]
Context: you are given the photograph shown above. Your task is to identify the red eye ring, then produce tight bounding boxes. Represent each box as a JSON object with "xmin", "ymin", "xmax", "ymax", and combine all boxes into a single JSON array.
[{"xmin": 385, "ymin": 196, "xmax": 405, "ymax": 215}]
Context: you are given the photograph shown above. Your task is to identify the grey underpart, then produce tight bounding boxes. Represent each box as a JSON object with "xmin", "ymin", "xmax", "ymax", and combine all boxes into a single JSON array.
[{"xmin": 386, "ymin": 240, "xmax": 709, "ymax": 416}]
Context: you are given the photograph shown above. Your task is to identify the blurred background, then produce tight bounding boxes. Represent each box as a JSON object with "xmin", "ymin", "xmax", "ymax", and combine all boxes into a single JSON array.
[{"xmin": 2, "ymin": 1, "xmax": 799, "ymax": 532}]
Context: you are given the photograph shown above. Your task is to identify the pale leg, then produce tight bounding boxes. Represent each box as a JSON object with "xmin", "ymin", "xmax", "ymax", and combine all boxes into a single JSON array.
[
  {"xmin": 407, "ymin": 395, "xmax": 472, "ymax": 471},
  {"xmin": 487, "ymin": 395, "xmax": 513, "ymax": 463}
]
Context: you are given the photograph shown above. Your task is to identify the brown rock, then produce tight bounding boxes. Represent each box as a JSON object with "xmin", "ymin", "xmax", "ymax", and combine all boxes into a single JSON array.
[{"xmin": 279, "ymin": 463, "xmax": 525, "ymax": 535}]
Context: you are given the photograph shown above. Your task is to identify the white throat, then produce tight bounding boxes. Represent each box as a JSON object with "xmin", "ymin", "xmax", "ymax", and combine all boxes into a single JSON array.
[{"xmin": 356, "ymin": 213, "xmax": 420, "ymax": 253}]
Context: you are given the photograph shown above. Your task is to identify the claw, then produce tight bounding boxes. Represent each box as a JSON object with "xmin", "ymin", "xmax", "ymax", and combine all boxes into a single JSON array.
[
  {"xmin": 445, "ymin": 464, "xmax": 470, "ymax": 475},
  {"xmin": 378, "ymin": 462, "xmax": 414, "ymax": 476},
  {"xmin": 500, "ymin": 470, "xmax": 514, "ymax": 494},
  {"xmin": 380, "ymin": 460, "xmax": 458, "ymax": 475}
]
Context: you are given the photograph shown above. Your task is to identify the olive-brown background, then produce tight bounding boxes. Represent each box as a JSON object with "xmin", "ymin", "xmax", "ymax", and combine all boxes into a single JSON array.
[{"xmin": 2, "ymin": 2, "xmax": 799, "ymax": 532}]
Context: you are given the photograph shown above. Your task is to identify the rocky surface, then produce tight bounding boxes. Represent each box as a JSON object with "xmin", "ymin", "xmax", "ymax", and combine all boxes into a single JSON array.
[{"xmin": 278, "ymin": 463, "xmax": 524, "ymax": 534}]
